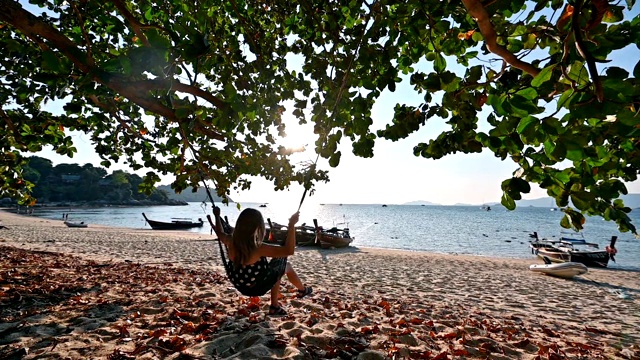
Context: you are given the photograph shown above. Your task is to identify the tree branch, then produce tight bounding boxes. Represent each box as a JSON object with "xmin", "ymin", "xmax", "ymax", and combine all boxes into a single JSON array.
[
  {"xmin": 0, "ymin": 108, "xmax": 24, "ymax": 146},
  {"xmin": 87, "ymin": 95, "xmax": 154, "ymax": 142},
  {"xmin": 70, "ymin": 1, "xmax": 95, "ymax": 66},
  {"xmin": 461, "ymin": 0, "xmax": 540, "ymax": 77},
  {"xmin": 572, "ymin": 0, "xmax": 604, "ymax": 102},
  {"xmin": 110, "ymin": 0, "xmax": 151, "ymax": 46},
  {"xmin": 0, "ymin": 0, "xmax": 226, "ymax": 141},
  {"xmin": 0, "ymin": 0, "xmax": 93, "ymax": 73},
  {"xmin": 111, "ymin": 78, "xmax": 228, "ymax": 110},
  {"xmin": 227, "ymin": 0, "xmax": 260, "ymax": 57}
]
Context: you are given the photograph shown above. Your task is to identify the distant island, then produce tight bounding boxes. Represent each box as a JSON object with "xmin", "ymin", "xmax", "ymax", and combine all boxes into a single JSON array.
[
  {"xmin": 402, "ymin": 200, "xmax": 439, "ymax": 206},
  {"xmin": 515, "ymin": 194, "xmax": 640, "ymax": 209},
  {"xmin": 0, "ymin": 156, "xmax": 225, "ymax": 207},
  {"xmin": 402, "ymin": 194, "xmax": 640, "ymax": 209}
]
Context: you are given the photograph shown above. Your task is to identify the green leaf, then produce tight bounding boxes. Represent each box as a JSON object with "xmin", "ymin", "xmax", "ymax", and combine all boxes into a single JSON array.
[
  {"xmin": 625, "ymin": 0, "xmax": 635, "ymax": 9},
  {"xmin": 467, "ymin": 65, "xmax": 482, "ymax": 83},
  {"xmin": 486, "ymin": 94, "xmax": 509, "ymax": 117},
  {"xmin": 570, "ymin": 191, "xmax": 595, "ymax": 211},
  {"xmin": 606, "ymin": 67, "xmax": 629, "ymax": 79},
  {"xmin": 329, "ymin": 151, "xmax": 341, "ymax": 167},
  {"xmin": 516, "ymin": 115, "xmax": 539, "ymax": 134},
  {"xmin": 618, "ymin": 110, "xmax": 640, "ymax": 127},
  {"xmin": 602, "ymin": 5, "xmax": 624, "ymax": 22},
  {"xmin": 531, "ymin": 64, "xmax": 556, "ymax": 87},
  {"xmin": 501, "ymin": 192, "xmax": 516, "ymax": 210},
  {"xmin": 565, "ymin": 139, "xmax": 585, "ymax": 161},
  {"xmin": 556, "ymin": 89, "xmax": 574, "ymax": 110},
  {"xmin": 515, "ymin": 87, "xmax": 537, "ymax": 100},
  {"xmin": 146, "ymin": 29, "xmax": 171, "ymax": 49},
  {"xmin": 512, "ymin": 177, "xmax": 531, "ymax": 193},
  {"xmin": 41, "ymin": 50, "xmax": 64, "ymax": 73},
  {"xmin": 509, "ymin": 95, "xmax": 539, "ymax": 116},
  {"xmin": 175, "ymin": 108, "xmax": 191, "ymax": 119},
  {"xmin": 433, "ymin": 53, "xmax": 446, "ymax": 73},
  {"xmin": 565, "ymin": 61, "xmax": 588, "ymax": 86},
  {"xmin": 553, "ymin": 171, "xmax": 571, "ymax": 184}
]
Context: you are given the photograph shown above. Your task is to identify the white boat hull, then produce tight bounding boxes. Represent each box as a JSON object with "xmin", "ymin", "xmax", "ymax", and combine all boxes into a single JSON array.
[
  {"xmin": 64, "ymin": 221, "xmax": 88, "ymax": 228},
  {"xmin": 529, "ymin": 262, "xmax": 588, "ymax": 279}
]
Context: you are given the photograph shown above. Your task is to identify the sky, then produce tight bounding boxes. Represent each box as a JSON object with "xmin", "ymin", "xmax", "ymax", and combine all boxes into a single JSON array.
[{"xmin": 32, "ymin": 3, "xmax": 640, "ymax": 207}]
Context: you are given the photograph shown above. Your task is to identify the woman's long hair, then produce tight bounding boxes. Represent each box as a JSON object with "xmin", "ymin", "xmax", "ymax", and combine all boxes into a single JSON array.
[{"xmin": 231, "ymin": 208, "xmax": 265, "ymax": 267}]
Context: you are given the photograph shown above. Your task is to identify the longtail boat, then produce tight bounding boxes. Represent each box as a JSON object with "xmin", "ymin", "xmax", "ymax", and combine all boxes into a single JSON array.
[{"xmin": 142, "ymin": 213, "xmax": 204, "ymax": 230}]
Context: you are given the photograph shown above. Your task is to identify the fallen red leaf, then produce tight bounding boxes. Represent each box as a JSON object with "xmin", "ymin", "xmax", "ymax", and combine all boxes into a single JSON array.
[
  {"xmin": 452, "ymin": 348, "xmax": 470, "ymax": 356},
  {"xmin": 149, "ymin": 329, "xmax": 168, "ymax": 338},
  {"xmin": 585, "ymin": 326, "xmax": 616, "ymax": 335},
  {"xmin": 440, "ymin": 331, "xmax": 458, "ymax": 340},
  {"xmin": 512, "ymin": 338, "xmax": 531, "ymax": 348},
  {"xmin": 360, "ymin": 325, "xmax": 380, "ymax": 335},
  {"xmin": 432, "ymin": 350, "xmax": 449, "ymax": 360},
  {"xmin": 180, "ymin": 322, "xmax": 196, "ymax": 334}
]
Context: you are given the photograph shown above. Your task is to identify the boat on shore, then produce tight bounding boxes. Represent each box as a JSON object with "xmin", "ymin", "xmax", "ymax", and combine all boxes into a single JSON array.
[
  {"xmin": 265, "ymin": 219, "xmax": 288, "ymax": 243},
  {"xmin": 64, "ymin": 221, "xmax": 88, "ymax": 228},
  {"xmin": 142, "ymin": 213, "xmax": 204, "ymax": 230},
  {"xmin": 529, "ymin": 231, "xmax": 616, "ymax": 268},
  {"xmin": 264, "ymin": 219, "xmax": 317, "ymax": 246},
  {"xmin": 529, "ymin": 256, "xmax": 588, "ymax": 278},
  {"xmin": 295, "ymin": 224, "xmax": 317, "ymax": 246},
  {"xmin": 313, "ymin": 219, "xmax": 353, "ymax": 249}
]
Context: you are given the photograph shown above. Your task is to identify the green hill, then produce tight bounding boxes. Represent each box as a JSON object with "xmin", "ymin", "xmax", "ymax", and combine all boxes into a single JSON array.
[{"xmin": 157, "ymin": 185, "xmax": 230, "ymax": 203}]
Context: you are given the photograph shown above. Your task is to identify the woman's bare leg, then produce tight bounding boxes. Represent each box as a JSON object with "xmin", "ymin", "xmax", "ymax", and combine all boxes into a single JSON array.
[
  {"xmin": 284, "ymin": 262, "xmax": 304, "ymax": 290},
  {"xmin": 270, "ymin": 278, "xmax": 282, "ymax": 307}
]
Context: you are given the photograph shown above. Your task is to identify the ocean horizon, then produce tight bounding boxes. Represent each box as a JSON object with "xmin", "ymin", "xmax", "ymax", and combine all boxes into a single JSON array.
[{"xmin": 22, "ymin": 202, "xmax": 640, "ymax": 271}]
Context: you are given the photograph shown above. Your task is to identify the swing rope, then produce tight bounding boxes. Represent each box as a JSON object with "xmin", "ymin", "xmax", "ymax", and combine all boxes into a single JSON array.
[
  {"xmin": 175, "ymin": 9, "xmax": 371, "ymax": 296},
  {"xmin": 294, "ymin": 12, "xmax": 370, "ymax": 211}
]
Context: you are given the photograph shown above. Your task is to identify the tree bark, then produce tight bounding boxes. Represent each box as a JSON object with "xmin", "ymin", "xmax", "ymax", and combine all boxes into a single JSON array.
[{"xmin": 461, "ymin": 0, "xmax": 540, "ymax": 77}]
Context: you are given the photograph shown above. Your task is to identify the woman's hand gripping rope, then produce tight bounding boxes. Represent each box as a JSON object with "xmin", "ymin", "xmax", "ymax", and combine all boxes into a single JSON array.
[{"xmin": 208, "ymin": 206, "xmax": 225, "ymax": 241}]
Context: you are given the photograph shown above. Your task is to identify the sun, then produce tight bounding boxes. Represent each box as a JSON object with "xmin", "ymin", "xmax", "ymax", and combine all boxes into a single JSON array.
[{"xmin": 277, "ymin": 121, "xmax": 314, "ymax": 154}]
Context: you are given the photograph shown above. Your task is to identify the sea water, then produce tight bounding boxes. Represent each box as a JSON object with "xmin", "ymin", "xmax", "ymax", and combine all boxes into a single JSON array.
[{"xmin": 29, "ymin": 202, "xmax": 640, "ymax": 270}]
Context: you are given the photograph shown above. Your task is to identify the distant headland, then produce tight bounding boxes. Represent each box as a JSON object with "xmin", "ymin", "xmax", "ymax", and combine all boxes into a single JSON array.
[
  {"xmin": 402, "ymin": 194, "xmax": 640, "ymax": 209},
  {"xmin": 0, "ymin": 156, "xmax": 228, "ymax": 208}
]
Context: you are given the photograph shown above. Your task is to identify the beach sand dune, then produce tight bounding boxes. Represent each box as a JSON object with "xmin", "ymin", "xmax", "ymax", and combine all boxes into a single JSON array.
[{"xmin": 1, "ymin": 211, "xmax": 639, "ymax": 359}]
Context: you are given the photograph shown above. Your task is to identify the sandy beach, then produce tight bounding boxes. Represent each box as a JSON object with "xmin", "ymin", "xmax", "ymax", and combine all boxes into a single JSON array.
[{"xmin": 1, "ymin": 210, "xmax": 638, "ymax": 359}]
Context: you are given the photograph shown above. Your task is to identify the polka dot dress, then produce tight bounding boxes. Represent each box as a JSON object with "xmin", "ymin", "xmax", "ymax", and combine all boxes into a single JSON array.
[{"xmin": 228, "ymin": 257, "xmax": 288, "ymax": 296}]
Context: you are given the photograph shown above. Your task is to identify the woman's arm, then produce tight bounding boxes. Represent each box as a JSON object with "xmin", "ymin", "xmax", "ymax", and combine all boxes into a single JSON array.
[
  {"xmin": 257, "ymin": 211, "xmax": 299, "ymax": 258},
  {"xmin": 213, "ymin": 206, "xmax": 232, "ymax": 246}
]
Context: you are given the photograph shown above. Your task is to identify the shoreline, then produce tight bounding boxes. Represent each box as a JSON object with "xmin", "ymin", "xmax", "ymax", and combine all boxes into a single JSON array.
[
  {"xmin": 1, "ymin": 209, "xmax": 639, "ymax": 359},
  {"xmin": 0, "ymin": 208, "xmax": 558, "ymax": 266},
  {"xmin": 4, "ymin": 207, "xmax": 640, "ymax": 270}
]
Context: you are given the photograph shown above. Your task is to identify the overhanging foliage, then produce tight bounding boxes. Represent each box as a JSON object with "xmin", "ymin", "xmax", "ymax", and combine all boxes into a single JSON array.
[{"xmin": 1, "ymin": 0, "xmax": 639, "ymax": 233}]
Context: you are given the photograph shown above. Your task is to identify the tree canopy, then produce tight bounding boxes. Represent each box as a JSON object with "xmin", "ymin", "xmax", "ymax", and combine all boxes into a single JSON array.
[{"xmin": 1, "ymin": 0, "xmax": 639, "ymax": 232}]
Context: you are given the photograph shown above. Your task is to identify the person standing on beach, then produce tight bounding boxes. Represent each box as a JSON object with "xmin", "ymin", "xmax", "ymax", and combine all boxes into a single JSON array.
[{"xmin": 212, "ymin": 206, "xmax": 312, "ymax": 316}]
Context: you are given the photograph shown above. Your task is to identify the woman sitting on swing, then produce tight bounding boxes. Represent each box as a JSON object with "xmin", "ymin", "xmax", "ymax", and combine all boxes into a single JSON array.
[{"xmin": 213, "ymin": 206, "xmax": 313, "ymax": 316}]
